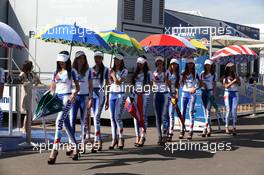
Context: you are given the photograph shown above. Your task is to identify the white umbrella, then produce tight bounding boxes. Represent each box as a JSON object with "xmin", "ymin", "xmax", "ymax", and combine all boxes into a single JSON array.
[
  {"xmin": 0, "ymin": 22, "xmax": 25, "ymax": 137},
  {"xmin": 0, "ymin": 22, "xmax": 25, "ymax": 48}
]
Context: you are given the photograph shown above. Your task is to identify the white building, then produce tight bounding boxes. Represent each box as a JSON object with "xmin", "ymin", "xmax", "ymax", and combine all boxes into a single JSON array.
[{"xmin": 1, "ymin": 0, "xmax": 164, "ymax": 82}]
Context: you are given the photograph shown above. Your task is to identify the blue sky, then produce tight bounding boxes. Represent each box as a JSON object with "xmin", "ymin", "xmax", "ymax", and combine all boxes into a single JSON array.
[{"xmin": 165, "ymin": 0, "xmax": 264, "ymax": 24}]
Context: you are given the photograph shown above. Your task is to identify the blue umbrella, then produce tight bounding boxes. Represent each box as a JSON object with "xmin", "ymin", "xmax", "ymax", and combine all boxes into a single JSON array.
[{"xmin": 36, "ymin": 23, "xmax": 111, "ymax": 54}]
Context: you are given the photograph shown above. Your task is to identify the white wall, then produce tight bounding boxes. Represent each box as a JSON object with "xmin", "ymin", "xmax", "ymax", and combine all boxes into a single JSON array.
[{"xmin": 9, "ymin": 0, "xmax": 118, "ymax": 82}]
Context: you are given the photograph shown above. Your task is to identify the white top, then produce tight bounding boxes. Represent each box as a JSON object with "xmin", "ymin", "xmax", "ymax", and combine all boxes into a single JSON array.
[
  {"xmin": 223, "ymin": 76, "xmax": 238, "ymax": 92},
  {"xmin": 0, "ymin": 68, "xmax": 5, "ymax": 84},
  {"xmin": 199, "ymin": 71, "xmax": 216, "ymax": 90},
  {"xmin": 90, "ymin": 66, "xmax": 109, "ymax": 88},
  {"xmin": 166, "ymin": 71, "xmax": 179, "ymax": 94},
  {"xmin": 73, "ymin": 68, "xmax": 91, "ymax": 95},
  {"xmin": 181, "ymin": 73, "xmax": 199, "ymax": 92},
  {"xmin": 134, "ymin": 71, "xmax": 152, "ymax": 91},
  {"xmin": 109, "ymin": 68, "xmax": 128, "ymax": 93},
  {"xmin": 52, "ymin": 69, "xmax": 77, "ymax": 95},
  {"xmin": 152, "ymin": 70, "xmax": 169, "ymax": 92}
]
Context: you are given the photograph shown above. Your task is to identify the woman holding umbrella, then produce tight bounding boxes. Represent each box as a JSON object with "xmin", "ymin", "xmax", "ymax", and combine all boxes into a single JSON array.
[
  {"xmin": 152, "ymin": 56, "xmax": 170, "ymax": 145},
  {"xmin": 90, "ymin": 51, "xmax": 109, "ymax": 152},
  {"xmin": 70, "ymin": 51, "xmax": 93, "ymax": 153},
  {"xmin": 48, "ymin": 51, "xmax": 80, "ymax": 164},
  {"xmin": 131, "ymin": 56, "xmax": 152, "ymax": 147},
  {"xmin": 223, "ymin": 62, "xmax": 240, "ymax": 136},
  {"xmin": 180, "ymin": 58, "xmax": 199, "ymax": 140},
  {"xmin": 167, "ymin": 58, "xmax": 181, "ymax": 142},
  {"xmin": 199, "ymin": 59, "xmax": 216, "ymax": 137},
  {"xmin": 106, "ymin": 53, "xmax": 128, "ymax": 150}
]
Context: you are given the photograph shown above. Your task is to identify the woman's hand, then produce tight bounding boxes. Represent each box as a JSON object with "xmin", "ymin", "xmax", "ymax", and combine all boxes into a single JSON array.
[
  {"xmin": 105, "ymin": 98, "xmax": 109, "ymax": 110},
  {"xmin": 190, "ymin": 87, "xmax": 196, "ymax": 94},
  {"xmin": 69, "ymin": 93, "xmax": 77, "ymax": 103},
  {"xmin": 87, "ymin": 98, "xmax": 93, "ymax": 109}
]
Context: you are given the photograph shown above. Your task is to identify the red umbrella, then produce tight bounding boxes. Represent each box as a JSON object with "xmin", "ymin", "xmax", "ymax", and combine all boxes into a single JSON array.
[
  {"xmin": 140, "ymin": 34, "xmax": 196, "ymax": 59},
  {"xmin": 211, "ymin": 45, "xmax": 257, "ymax": 64}
]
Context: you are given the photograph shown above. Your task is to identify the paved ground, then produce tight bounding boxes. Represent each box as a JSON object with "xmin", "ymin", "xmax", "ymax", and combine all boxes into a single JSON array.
[{"xmin": 0, "ymin": 115, "xmax": 264, "ymax": 175}]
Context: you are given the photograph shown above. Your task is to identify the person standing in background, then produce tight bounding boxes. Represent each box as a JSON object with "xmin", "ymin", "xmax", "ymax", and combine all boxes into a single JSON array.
[{"xmin": 19, "ymin": 60, "xmax": 41, "ymax": 143}]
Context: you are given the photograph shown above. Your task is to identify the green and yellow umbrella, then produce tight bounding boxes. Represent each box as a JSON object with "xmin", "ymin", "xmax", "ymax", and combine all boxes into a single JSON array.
[
  {"xmin": 99, "ymin": 29, "xmax": 143, "ymax": 56},
  {"xmin": 187, "ymin": 38, "xmax": 208, "ymax": 56}
]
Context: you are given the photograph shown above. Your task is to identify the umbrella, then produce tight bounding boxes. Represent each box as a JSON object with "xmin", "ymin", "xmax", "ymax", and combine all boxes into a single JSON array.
[
  {"xmin": 125, "ymin": 94, "xmax": 144, "ymax": 128},
  {"xmin": 0, "ymin": 22, "xmax": 25, "ymax": 49},
  {"xmin": 187, "ymin": 38, "xmax": 208, "ymax": 56},
  {"xmin": 211, "ymin": 45, "xmax": 258, "ymax": 64},
  {"xmin": 0, "ymin": 22, "xmax": 26, "ymax": 136},
  {"xmin": 33, "ymin": 91, "xmax": 64, "ymax": 121},
  {"xmin": 140, "ymin": 34, "xmax": 196, "ymax": 59},
  {"xmin": 36, "ymin": 23, "xmax": 111, "ymax": 55},
  {"xmin": 99, "ymin": 29, "xmax": 143, "ymax": 56}
]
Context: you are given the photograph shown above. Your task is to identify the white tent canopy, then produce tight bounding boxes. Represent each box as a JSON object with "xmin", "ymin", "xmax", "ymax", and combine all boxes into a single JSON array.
[
  {"xmin": 244, "ymin": 44, "xmax": 264, "ymax": 50},
  {"xmin": 212, "ymin": 35, "xmax": 264, "ymax": 47}
]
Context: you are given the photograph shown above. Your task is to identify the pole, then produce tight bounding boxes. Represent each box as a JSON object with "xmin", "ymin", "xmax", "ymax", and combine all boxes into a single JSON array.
[
  {"xmin": 8, "ymin": 48, "xmax": 13, "ymax": 136},
  {"xmin": 252, "ymin": 81, "xmax": 257, "ymax": 117},
  {"xmin": 16, "ymin": 85, "xmax": 21, "ymax": 132},
  {"xmin": 42, "ymin": 117, "xmax": 48, "ymax": 149}
]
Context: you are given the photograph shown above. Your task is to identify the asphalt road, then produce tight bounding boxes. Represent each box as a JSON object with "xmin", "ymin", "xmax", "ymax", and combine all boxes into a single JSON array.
[{"xmin": 0, "ymin": 115, "xmax": 264, "ymax": 175}]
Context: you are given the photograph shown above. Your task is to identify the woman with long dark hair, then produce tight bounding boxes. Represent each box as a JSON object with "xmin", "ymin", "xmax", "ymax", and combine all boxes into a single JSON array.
[
  {"xmin": 48, "ymin": 51, "xmax": 80, "ymax": 164},
  {"xmin": 199, "ymin": 59, "xmax": 216, "ymax": 137},
  {"xmin": 180, "ymin": 59, "xmax": 199, "ymax": 140},
  {"xmin": 105, "ymin": 53, "xmax": 128, "ymax": 150},
  {"xmin": 90, "ymin": 51, "xmax": 109, "ymax": 152},
  {"xmin": 152, "ymin": 56, "xmax": 170, "ymax": 145},
  {"xmin": 71, "ymin": 51, "xmax": 93, "ymax": 153},
  {"xmin": 223, "ymin": 62, "xmax": 240, "ymax": 136},
  {"xmin": 19, "ymin": 60, "xmax": 41, "ymax": 143},
  {"xmin": 131, "ymin": 57, "xmax": 152, "ymax": 147},
  {"xmin": 167, "ymin": 58, "xmax": 180, "ymax": 142}
]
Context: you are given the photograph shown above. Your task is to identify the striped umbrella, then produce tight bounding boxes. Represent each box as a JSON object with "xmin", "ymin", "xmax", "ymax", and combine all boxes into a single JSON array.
[
  {"xmin": 98, "ymin": 29, "xmax": 143, "ymax": 56},
  {"xmin": 211, "ymin": 45, "xmax": 258, "ymax": 65}
]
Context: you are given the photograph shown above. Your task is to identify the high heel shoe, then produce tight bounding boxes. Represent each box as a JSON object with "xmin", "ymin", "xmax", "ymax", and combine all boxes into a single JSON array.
[
  {"xmin": 187, "ymin": 131, "xmax": 193, "ymax": 140},
  {"xmin": 157, "ymin": 136, "xmax": 162, "ymax": 146},
  {"xmin": 137, "ymin": 137, "xmax": 146, "ymax": 147},
  {"xmin": 66, "ymin": 149, "xmax": 73, "ymax": 156},
  {"xmin": 91, "ymin": 140, "xmax": 103, "ymax": 153},
  {"xmin": 225, "ymin": 127, "xmax": 230, "ymax": 134},
  {"xmin": 179, "ymin": 131, "xmax": 185, "ymax": 139},
  {"xmin": 118, "ymin": 138, "xmax": 125, "ymax": 150},
  {"xmin": 167, "ymin": 134, "xmax": 173, "ymax": 142},
  {"xmin": 207, "ymin": 128, "xmax": 212, "ymax": 137},
  {"xmin": 134, "ymin": 137, "xmax": 140, "ymax": 147},
  {"xmin": 72, "ymin": 149, "xmax": 80, "ymax": 161},
  {"xmin": 201, "ymin": 129, "xmax": 207, "ymax": 137},
  {"xmin": 47, "ymin": 150, "xmax": 58, "ymax": 165},
  {"xmin": 109, "ymin": 139, "xmax": 118, "ymax": 150},
  {"xmin": 232, "ymin": 128, "xmax": 237, "ymax": 136}
]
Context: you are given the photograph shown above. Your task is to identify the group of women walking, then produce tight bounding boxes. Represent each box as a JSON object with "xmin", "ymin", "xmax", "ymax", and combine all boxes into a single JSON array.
[{"xmin": 47, "ymin": 50, "xmax": 241, "ymax": 164}]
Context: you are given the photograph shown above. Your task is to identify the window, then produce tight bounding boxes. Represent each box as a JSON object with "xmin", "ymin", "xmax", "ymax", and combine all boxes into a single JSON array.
[
  {"xmin": 159, "ymin": 0, "xmax": 164, "ymax": 25},
  {"xmin": 124, "ymin": 0, "xmax": 135, "ymax": 20},
  {"xmin": 142, "ymin": 0, "xmax": 152, "ymax": 23}
]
